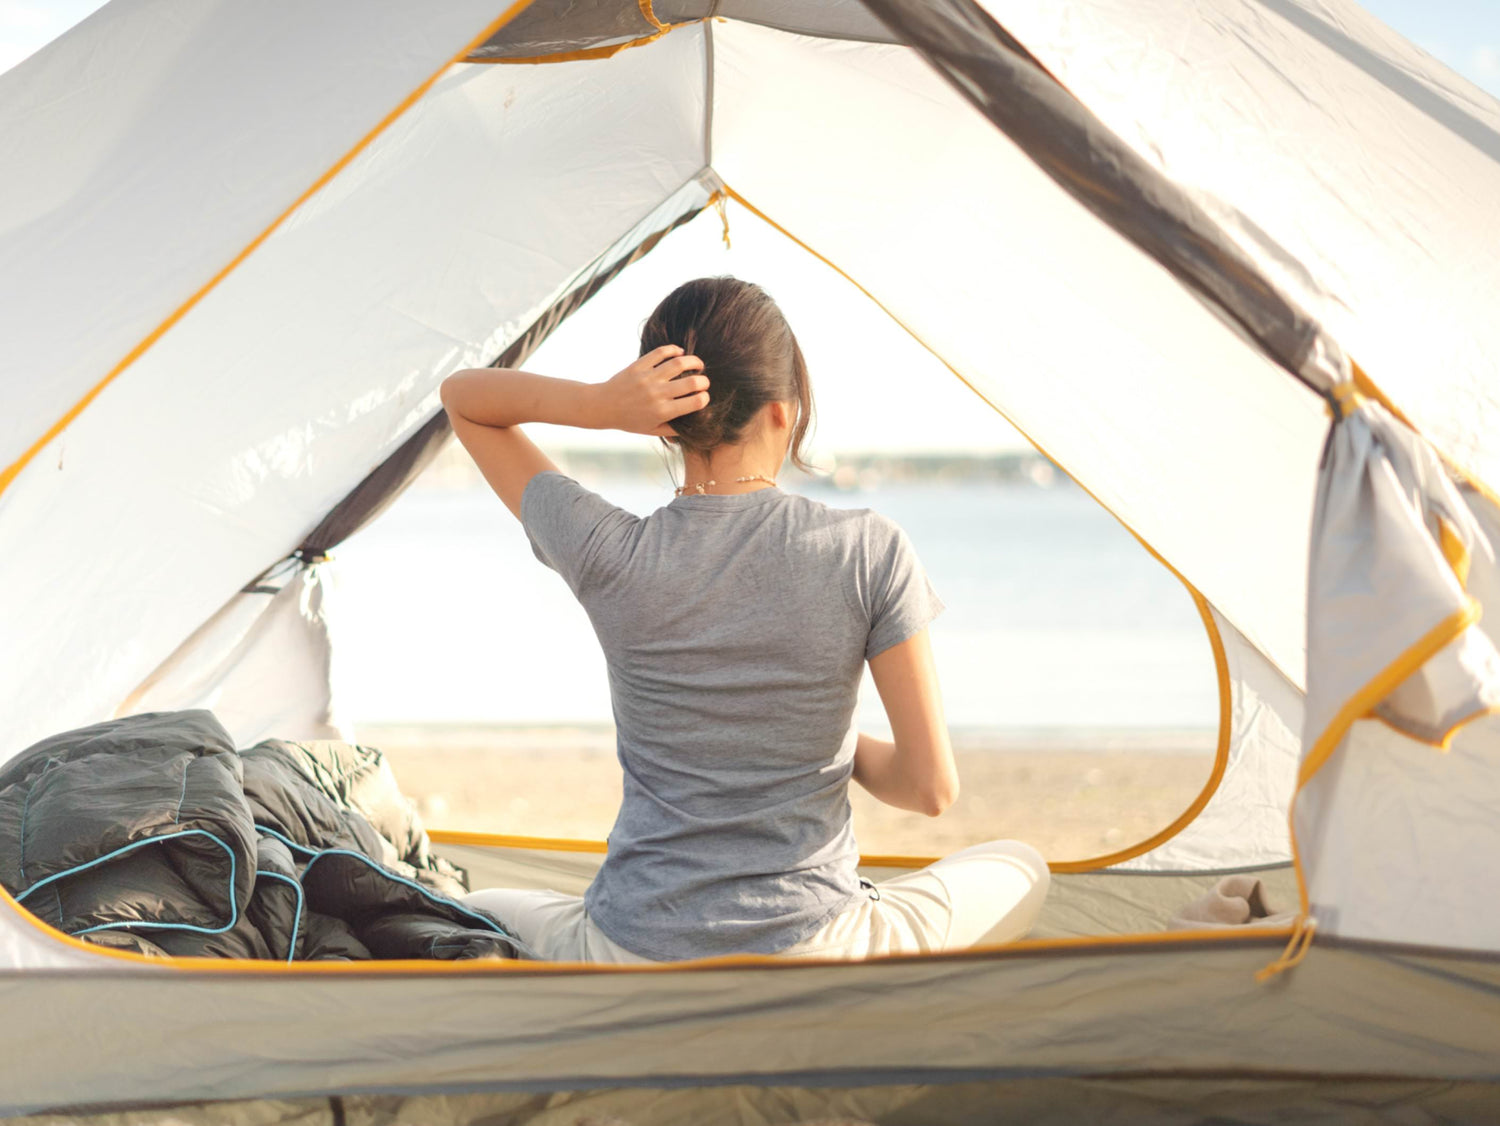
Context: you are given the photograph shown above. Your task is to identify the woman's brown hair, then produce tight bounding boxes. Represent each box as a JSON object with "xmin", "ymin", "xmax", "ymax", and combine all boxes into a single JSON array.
[{"xmin": 639, "ymin": 275, "xmax": 815, "ymax": 474}]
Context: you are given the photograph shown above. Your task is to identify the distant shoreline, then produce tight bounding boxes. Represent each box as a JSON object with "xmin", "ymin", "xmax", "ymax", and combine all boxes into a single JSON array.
[{"xmin": 414, "ymin": 442, "xmax": 1068, "ymax": 492}]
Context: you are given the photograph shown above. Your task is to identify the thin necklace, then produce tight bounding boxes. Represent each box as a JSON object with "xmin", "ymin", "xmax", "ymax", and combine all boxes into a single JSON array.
[{"xmin": 674, "ymin": 473, "xmax": 778, "ymax": 497}]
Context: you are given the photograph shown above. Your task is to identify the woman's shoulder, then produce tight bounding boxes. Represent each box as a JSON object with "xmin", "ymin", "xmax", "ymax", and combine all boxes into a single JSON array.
[
  {"xmin": 524, "ymin": 469, "xmax": 636, "ymax": 518},
  {"xmin": 779, "ymin": 491, "xmax": 906, "ymax": 550},
  {"xmin": 519, "ymin": 470, "xmax": 642, "ymax": 591}
]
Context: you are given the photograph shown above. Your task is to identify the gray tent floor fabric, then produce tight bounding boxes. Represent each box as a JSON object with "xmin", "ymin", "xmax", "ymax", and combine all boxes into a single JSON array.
[
  {"xmin": 440, "ymin": 839, "xmax": 1304, "ymax": 941},
  {"xmin": 1030, "ymin": 864, "xmax": 1300, "ymax": 939},
  {"xmin": 2, "ymin": 923, "xmax": 1500, "ymax": 1121},
  {"xmin": 10, "ymin": 1078, "xmax": 1500, "ymax": 1125},
  {"xmin": 8, "ymin": 865, "xmax": 1499, "ymax": 1117}
]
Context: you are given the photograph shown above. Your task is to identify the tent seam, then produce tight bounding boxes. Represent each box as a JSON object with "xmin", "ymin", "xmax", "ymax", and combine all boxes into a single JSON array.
[
  {"xmin": 462, "ymin": 17, "xmax": 711, "ymax": 65},
  {"xmin": 703, "ymin": 7, "xmax": 716, "ymax": 169}
]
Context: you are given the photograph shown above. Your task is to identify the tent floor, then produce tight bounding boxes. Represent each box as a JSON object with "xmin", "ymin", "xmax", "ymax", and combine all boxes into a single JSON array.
[
  {"xmin": 10, "ymin": 1076, "xmax": 1500, "ymax": 1126},
  {"xmin": 1030, "ymin": 862, "xmax": 1299, "ymax": 939},
  {"xmin": 436, "ymin": 840, "xmax": 1304, "ymax": 943},
  {"xmin": 1, "ymin": 860, "xmax": 1344, "ymax": 1125}
]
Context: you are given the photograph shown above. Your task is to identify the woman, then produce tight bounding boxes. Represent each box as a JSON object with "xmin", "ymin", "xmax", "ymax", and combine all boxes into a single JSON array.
[{"xmin": 440, "ymin": 275, "xmax": 1049, "ymax": 963}]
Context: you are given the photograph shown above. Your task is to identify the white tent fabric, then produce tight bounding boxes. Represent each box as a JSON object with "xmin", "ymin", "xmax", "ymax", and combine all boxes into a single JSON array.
[
  {"xmin": 102, "ymin": 171, "xmax": 726, "ymax": 755},
  {"xmin": 1295, "ymin": 398, "xmax": 1500, "ymax": 949},
  {"xmin": 710, "ymin": 16, "xmax": 1328, "ymax": 691},
  {"xmin": 114, "ymin": 561, "xmax": 353, "ymax": 749},
  {"xmin": 0, "ymin": 19, "xmax": 711, "ymax": 761},
  {"xmin": 1120, "ymin": 609, "xmax": 1302, "ymax": 872},
  {"xmin": 989, "ymin": 0, "xmax": 1500, "ymax": 492},
  {"xmin": 0, "ymin": 0, "xmax": 529, "ymax": 477},
  {"xmin": 0, "ymin": 0, "xmax": 1495, "ymax": 1039}
]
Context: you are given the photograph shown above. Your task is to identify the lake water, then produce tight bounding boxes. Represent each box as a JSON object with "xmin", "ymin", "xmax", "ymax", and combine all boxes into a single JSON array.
[{"xmin": 332, "ymin": 475, "xmax": 1220, "ymax": 738}]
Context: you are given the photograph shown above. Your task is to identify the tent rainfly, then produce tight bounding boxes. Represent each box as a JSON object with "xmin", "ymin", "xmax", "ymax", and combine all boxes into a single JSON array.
[{"xmin": 1, "ymin": 0, "xmax": 1499, "ymax": 1121}]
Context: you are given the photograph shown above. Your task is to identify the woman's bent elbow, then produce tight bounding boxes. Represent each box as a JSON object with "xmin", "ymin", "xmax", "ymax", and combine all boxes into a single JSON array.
[{"xmin": 922, "ymin": 777, "xmax": 960, "ymax": 818}]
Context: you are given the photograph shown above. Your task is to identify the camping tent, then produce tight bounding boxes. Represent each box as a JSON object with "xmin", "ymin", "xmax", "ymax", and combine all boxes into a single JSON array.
[{"xmin": 1, "ymin": 0, "xmax": 1499, "ymax": 1120}]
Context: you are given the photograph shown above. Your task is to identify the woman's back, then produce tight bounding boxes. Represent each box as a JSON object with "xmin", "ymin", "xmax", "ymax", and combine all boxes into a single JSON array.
[
  {"xmin": 520, "ymin": 471, "xmax": 944, "ymax": 960},
  {"xmin": 443, "ymin": 274, "xmax": 1044, "ymax": 963}
]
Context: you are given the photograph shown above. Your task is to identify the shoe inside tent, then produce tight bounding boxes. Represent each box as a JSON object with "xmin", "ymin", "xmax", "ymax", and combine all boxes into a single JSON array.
[{"xmin": 2, "ymin": 0, "xmax": 1500, "ymax": 1122}]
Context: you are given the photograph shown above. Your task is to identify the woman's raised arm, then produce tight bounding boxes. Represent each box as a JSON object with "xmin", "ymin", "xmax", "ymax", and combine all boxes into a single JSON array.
[
  {"xmin": 438, "ymin": 345, "xmax": 707, "ymax": 518},
  {"xmin": 852, "ymin": 627, "xmax": 960, "ymax": 817}
]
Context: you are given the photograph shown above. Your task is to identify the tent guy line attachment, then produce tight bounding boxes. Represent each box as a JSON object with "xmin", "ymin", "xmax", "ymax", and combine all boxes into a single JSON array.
[
  {"xmin": 637, "ymin": 0, "xmax": 668, "ymax": 33},
  {"xmin": 1255, "ymin": 915, "xmax": 1316, "ymax": 982},
  {"xmin": 710, "ymin": 190, "xmax": 732, "ymax": 248}
]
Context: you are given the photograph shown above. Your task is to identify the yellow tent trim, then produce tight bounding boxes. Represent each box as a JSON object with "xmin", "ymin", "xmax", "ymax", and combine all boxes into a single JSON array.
[
  {"xmin": 424, "ymin": 829, "xmax": 1040, "ymax": 874},
  {"xmin": 1352, "ymin": 360, "xmax": 1500, "ymax": 512},
  {"xmin": 1373, "ymin": 702, "xmax": 1500, "ymax": 753},
  {"xmin": 637, "ymin": 0, "xmax": 669, "ymax": 33},
  {"xmin": 1261, "ymin": 600, "xmax": 1478, "ymax": 980},
  {"xmin": 460, "ymin": 20, "xmax": 711, "ymax": 65},
  {"xmin": 1438, "ymin": 514, "xmax": 1471, "ymax": 589},
  {"xmin": 1294, "ymin": 601, "xmax": 1480, "ymax": 791},
  {"xmin": 0, "ymin": 0, "xmax": 539, "ymax": 502},
  {"xmin": 714, "ymin": 183, "xmax": 1235, "ymax": 875},
  {"xmin": 0, "ymin": 863, "xmax": 1292, "ymax": 976},
  {"xmin": 1286, "ymin": 598, "xmax": 1481, "ymax": 921},
  {"xmin": 459, "ymin": 2, "xmax": 719, "ymax": 66},
  {"xmin": 430, "ymin": 830, "xmax": 606, "ymax": 855}
]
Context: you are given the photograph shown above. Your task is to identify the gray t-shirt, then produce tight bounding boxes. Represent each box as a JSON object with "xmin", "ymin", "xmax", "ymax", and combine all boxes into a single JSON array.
[{"xmin": 519, "ymin": 470, "xmax": 945, "ymax": 960}]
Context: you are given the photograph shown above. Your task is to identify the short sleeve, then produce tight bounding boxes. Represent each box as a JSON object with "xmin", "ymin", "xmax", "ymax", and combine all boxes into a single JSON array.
[
  {"xmin": 519, "ymin": 471, "xmax": 638, "ymax": 596},
  {"xmin": 863, "ymin": 515, "xmax": 946, "ymax": 661}
]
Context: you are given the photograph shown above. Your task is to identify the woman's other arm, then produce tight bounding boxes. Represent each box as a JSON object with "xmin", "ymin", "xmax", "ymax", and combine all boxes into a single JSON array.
[
  {"xmin": 852, "ymin": 628, "xmax": 960, "ymax": 817},
  {"xmin": 439, "ymin": 345, "xmax": 708, "ymax": 518}
]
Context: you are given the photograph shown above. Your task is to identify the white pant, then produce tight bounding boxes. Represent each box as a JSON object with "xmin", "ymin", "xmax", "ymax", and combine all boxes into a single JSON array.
[{"xmin": 463, "ymin": 839, "xmax": 1050, "ymax": 963}]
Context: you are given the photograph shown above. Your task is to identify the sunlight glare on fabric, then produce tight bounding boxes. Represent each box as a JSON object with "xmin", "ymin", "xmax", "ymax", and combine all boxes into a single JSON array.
[{"xmin": 519, "ymin": 197, "xmax": 1033, "ymax": 456}]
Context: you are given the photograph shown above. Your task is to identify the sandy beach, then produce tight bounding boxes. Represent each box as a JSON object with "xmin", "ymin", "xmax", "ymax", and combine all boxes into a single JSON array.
[{"xmin": 360, "ymin": 725, "xmax": 1216, "ymax": 863}]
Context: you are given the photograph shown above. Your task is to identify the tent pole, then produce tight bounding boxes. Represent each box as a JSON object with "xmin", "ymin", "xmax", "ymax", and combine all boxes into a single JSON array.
[
  {"xmin": 860, "ymin": 0, "xmax": 1349, "ymax": 411},
  {"xmin": 237, "ymin": 184, "xmax": 715, "ymax": 594}
]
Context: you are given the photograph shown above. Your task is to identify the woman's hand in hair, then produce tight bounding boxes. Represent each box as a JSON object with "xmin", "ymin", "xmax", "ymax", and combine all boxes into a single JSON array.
[{"xmin": 597, "ymin": 344, "xmax": 710, "ymax": 437}]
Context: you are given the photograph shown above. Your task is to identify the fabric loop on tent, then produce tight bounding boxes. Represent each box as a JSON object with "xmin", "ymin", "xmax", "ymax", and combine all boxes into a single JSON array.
[
  {"xmin": 1254, "ymin": 914, "xmax": 1317, "ymax": 983},
  {"xmin": 1328, "ymin": 381, "xmax": 1367, "ymax": 420},
  {"xmin": 710, "ymin": 189, "xmax": 732, "ymax": 248},
  {"xmin": 638, "ymin": 0, "xmax": 669, "ymax": 33}
]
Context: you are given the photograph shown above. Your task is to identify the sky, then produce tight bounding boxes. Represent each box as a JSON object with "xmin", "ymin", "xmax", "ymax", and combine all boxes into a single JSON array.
[{"xmin": 4, "ymin": 0, "xmax": 1498, "ymax": 454}]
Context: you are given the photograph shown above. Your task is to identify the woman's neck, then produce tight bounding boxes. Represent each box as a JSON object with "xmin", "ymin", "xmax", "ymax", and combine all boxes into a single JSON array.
[{"xmin": 678, "ymin": 448, "xmax": 782, "ymax": 495}]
